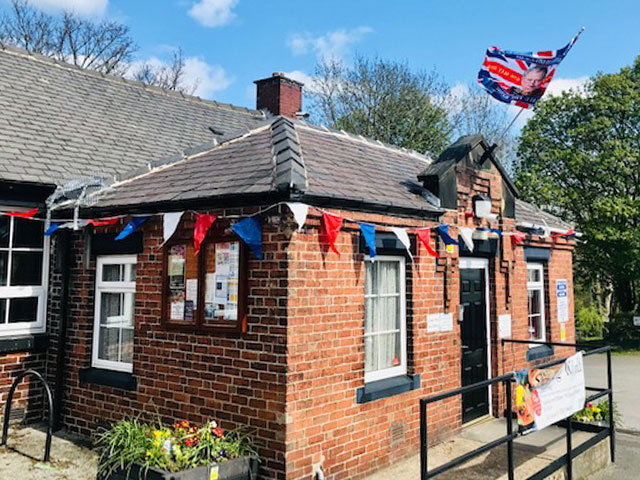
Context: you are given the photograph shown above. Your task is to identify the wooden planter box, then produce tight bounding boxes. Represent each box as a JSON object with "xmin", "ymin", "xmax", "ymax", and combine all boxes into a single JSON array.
[{"xmin": 99, "ymin": 456, "xmax": 258, "ymax": 480}]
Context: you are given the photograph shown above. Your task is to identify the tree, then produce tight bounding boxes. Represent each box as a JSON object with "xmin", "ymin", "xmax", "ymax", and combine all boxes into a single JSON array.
[
  {"xmin": 0, "ymin": 1, "xmax": 198, "ymax": 93},
  {"xmin": 515, "ymin": 58, "xmax": 640, "ymax": 313},
  {"xmin": 0, "ymin": 0, "xmax": 135, "ymax": 74},
  {"xmin": 309, "ymin": 56, "xmax": 454, "ymax": 157},
  {"xmin": 131, "ymin": 48, "xmax": 198, "ymax": 95}
]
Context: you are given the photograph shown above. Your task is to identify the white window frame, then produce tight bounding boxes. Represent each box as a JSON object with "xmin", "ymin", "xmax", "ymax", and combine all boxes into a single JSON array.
[
  {"xmin": 0, "ymin": 211, "xmax": 49, "ymax": 336},
  {"xmin": 92, "ymin": 255, "xmax": 137, "ymax": 373},
  {"xmin": 527, "ymin": 263, "xmax": 546, "ymax": 343},
  {"xmin": 364, "ymin": 255, "xmax": 407, "ymax": 384}
]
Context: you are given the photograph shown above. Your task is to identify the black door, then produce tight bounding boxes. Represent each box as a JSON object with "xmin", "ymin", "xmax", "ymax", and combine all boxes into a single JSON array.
[{"xmin": 460, "ymin": 267, "xmax": 489, "ymax": 423}]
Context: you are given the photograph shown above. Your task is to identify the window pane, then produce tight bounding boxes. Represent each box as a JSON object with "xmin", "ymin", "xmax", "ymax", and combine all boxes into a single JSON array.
[
  {"xmin": 11, "ymin": 251, "xmax": 43, "ymax": 286},
  {"xmin": 364, "ymin": 297, "xmax": 374, "ymax": 334},
  {"xmin": 98, "ymin": 326, "xmax": 120, "ymax": 362},
  {"xmin": 528, "ymin": 289, "xmax": 542, "ymax": 316},
  {"xmin": 129, "ymin": 264, "xmax": 136, "ymax": 282},
  {"xmin": 379, "ymin": 261, "xmax": 399, "ymax": 294},
  {"xmin": 8, "ymin": 297, "xmax": 38, "ymax": 323},
  {"xmin": 0, "ymin": 251, "xmax": 7, "ymax": 286},
  {"xmin": 365, "ymin": 262, "xmax": 374, "ymax": 295},
  {"xmin": 13, "ymin": 218, "xmax": 43, "ymax": 248},
  {"xmin": 102, "ymin": 264, "xmax": 124, "ymax": 282},
  {"xmin": 528, "ymin": 267, "xmax": 541, "ymax": 283},
  {"xmin": 101, "ymin": 292, "xmax": 125, "ymax": 325},
  {"xmin": 121, "ymin": 328, "xmax": 134, "ymax": 363},
  {"xmin": 0, "ymin": 298, "xmax": 6, "ymax": 323},
  {"xmin": 0, "ymin": 216, "xmax": 8, "ymax": 248},
  {"xmin": 365, "ymin": 332, "xmax": 401, "ymax": 373}
]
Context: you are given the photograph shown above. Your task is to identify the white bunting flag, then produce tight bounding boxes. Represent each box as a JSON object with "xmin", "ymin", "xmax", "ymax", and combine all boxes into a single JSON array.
[
  {"xmin": 459, "ymin": 227, "xmax": 475, "ymax": 252},
  {"xmin": 391, "ymin": 227, "xmax": 413, "ymax": 260},
  {"xmin": 286, "ymin": 202, "xmax": 309, "ymax": 232},
  {"xmin": 163, "ymin": 212, "xmax": 184, "ymax": 245}
]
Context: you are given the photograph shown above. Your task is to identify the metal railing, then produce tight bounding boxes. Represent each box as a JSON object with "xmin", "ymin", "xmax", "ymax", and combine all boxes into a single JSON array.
[
  {"xmin": 420, "ymin": 341, "xmax": 614, "ymax": 480},
  {"xmin": 1, "ymin": 369, "xmax": 54, "ymax": 462}
]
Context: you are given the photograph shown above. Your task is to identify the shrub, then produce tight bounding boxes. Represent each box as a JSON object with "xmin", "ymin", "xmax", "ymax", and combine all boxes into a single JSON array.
[
  {"xmin": 605, "ymin": 313, "xmax": 640, "ymax": 347},
  {"xmin": 96, "ymin": 418, "xmax": 256, "ymax": 478},
  {"xmin": 575, "ymin": 306, "xmax": 604, "ymax": 340}
]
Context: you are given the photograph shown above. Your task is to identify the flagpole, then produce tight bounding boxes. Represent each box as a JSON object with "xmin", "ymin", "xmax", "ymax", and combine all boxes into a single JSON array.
[{"xmin": 497, "ymin": 108, "xmax": 524, "ymax": 144}]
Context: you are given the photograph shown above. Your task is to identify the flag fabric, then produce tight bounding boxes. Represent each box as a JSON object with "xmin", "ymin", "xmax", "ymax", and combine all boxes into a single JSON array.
[
  {"xmin": 459, "ymin": 227, "xmax": 475, "ymax": 252},
  {"xmin": 232, "ymin": 217, "xmax": 262, "ymax": 259},
  {"xmin": 286, "ymin": 202, "xmax": 309, "ymax": 232},
  {"xmin": 437, "ymin": 225, "xmax": 458, "ymax": 245},
  {"xmin": 552, "ymin": 229, "xmax": 576, "ymax": 239},
  {"xmin": 390, "ymin": 227, "xmax": 413, "ymax": 260},
  {"xmin": 87, "ymin": 217, "xmax": 120, "ymax": 226},
  {"xmin": 3, "ymin": 207, "xmax": 38, "ymax": 218},
  {"xmin": 162, "ymin": 212, "xmax": 184, "ymax": 245},
  {"xmin": 478, "ymin": 29, "xmax": 583, "ymax": 109},
  {"xmin": 115, "ymin": 216, "xmax": 150, "ymax": 241},
  {"xmin": 321, "ymin": 212, "xmax": 343, "ymax": 254},
  {"xmin": 359, "ymin": 223, "xmax": 376, "ymax": 259},
  {"xmin": 45, "ymin": 223, "xmax": 61, "ymax": 236},
  {"xmin": 511, "ymin": 231, "xmax": 527, "ymax": 247},
  {"xmin": 194, "ymin": 214, "xmax": 217, "ymax": 255},
  {"xmin": 416, "ymin": 228, "xmax": 440, "ymax": 257}
]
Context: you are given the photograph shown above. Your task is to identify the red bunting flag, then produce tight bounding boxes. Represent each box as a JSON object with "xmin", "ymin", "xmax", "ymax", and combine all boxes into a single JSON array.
[
  {"xmin": 321, "ymin": 212, "xmax": 343, "ymax": 254},
  {"xmin": 551, "ymin": 229, "xmax": 575, "ymax": 239},
  {"xmin": 194, "ymin": 214, "xmax": 217, "ymax": 255},
  {"xmin": 416, "ymin": 228, "xmax": 439, "ymax": 257},
  {"xmin": 4, "ymin": 207, "xmax": 38, "ymax": 218},
  {"xmin": 87, "ymin": 217, "xmax": 120, "ymax": 226},
  {"xmin": 511, "ymin": 231, "xmax": 527, "ymax": 248}
]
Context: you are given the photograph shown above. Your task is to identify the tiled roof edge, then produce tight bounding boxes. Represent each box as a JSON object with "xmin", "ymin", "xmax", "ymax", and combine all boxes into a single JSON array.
[
  {"xmin": 0, "ymin": 43, "xmax": 265, "ymax": 118},
  {"xmin": 270, "ymin": 117, "xmax": 308, "ymax": 194}
]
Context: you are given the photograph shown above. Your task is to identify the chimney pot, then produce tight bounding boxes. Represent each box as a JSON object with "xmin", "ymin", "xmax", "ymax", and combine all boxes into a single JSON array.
[{"xmin": 254, "ymin": 72, "xmax": 303, "ymax": 119}]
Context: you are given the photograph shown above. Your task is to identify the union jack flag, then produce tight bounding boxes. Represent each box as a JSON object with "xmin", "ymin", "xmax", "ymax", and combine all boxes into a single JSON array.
[{"xmin": 478, "ymin": 28, "xmax": 583, "ymax": 109}]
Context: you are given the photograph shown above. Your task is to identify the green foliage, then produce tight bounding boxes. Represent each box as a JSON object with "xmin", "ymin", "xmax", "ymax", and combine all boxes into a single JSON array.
[
  {"xmin": 515, "ymin": 57, "xmax": 640, "ymax": 312},
  {"xmin": 575, "ymin": 306, "xmax": 604, "ymax": 340},
  {"xmin": 606, "ymin": 313, "xmax": 640, "ymax": 347},
  {"xmin": 96, "ymin": 418, "xmax": 256, "ymax": 478}
]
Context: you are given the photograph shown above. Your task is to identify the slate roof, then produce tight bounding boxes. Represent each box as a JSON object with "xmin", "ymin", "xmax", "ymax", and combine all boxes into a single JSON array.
[
  {"xmin": 0, "ymin": 45, "xmax": 265, "ymax": 186},
  {"xmin": 83, "ymin": 117, "xmax": 442, "ymax": 216},
  {"xmin": 83, "ymin": 116, "xmax": 574, "ymax": 232},
  {"xmin": 515, "ymin": 199, "xmax": 573, "ymax": 231}
]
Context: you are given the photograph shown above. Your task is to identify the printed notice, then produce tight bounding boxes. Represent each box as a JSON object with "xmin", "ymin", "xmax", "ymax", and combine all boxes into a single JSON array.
[
  {"xmin": 556, "ymin": 279, "xmax": 569, "ymax": 323},
  {"xmin": 439, "ymin": 313, "xmax": 453, "ymax": 332},
  {"xmin": 427, "ymin": 313, "xmax": 441, "ymax": 333},
  {"xmin": 215, "ymin": 243, "xmax": 231, "ymax": 276},
  {"xmin": 170, "ymin": 301, "xmax": 184, "ymax": 321},
  {"xmin": 186, "ymin": 278, "xmax": 198, "ymax": 308},
  {"xmin": 205, "ymin": 273, "xmax": 216, "ymax": 303},
  {"xmin": 498, "ymin": 314, "xmax": 512, "ymax": 339}
]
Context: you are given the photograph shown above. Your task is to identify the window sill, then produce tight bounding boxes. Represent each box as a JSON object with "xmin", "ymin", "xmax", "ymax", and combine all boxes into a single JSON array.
[
  {"xmin": 356, "ymin": 374, "xmax": 420, "ymax": 404},
  {"xmin": 526, "ymin": 344, "xmax": 555, "ymax": 362},
  {"xmin": 0, "ymin": 333, "xmax": 48, "ymax": 354},
  {"xmin": 79, "ymin": 367, "xmax": 136, "ymax": 391}
]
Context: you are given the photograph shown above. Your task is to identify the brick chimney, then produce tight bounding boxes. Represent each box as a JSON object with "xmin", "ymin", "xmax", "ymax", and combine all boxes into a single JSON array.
[{"xmin": 254, "ymin": 72, "xmax": 303, "ymax": 118}]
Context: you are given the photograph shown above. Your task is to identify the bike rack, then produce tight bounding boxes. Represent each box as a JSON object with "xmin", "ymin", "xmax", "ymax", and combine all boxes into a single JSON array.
[{"xmin": 1, "ymin": 369, "xmax": 54, "ymax": 462}]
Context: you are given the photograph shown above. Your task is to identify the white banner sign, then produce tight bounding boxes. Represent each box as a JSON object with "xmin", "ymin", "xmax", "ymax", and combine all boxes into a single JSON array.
[
  {"xmin": 516, "ymin": 352, "xmax": 585, "ymax": 432},
  {"xmin": 556, "ymin": 279, "xmax": 569, "ymax": 323}
]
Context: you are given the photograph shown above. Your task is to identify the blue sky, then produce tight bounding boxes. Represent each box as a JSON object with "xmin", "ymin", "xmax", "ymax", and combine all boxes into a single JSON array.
[{"xmin": 7, "ymin": 1, "xmax": 640, "ymax": 113}]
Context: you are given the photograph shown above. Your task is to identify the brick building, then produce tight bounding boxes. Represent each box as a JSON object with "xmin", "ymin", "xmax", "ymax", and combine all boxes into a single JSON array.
[{"xmin": 0, "ymin": 44, "xmax": 576, "ymax": 480}]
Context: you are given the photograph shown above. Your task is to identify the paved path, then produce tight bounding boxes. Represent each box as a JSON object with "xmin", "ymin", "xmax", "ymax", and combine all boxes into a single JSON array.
[
  {"xmin": 593, "ymin": 433, "xmax": 640, "ymax": 480},
  {"xmin": 583, "ymin": 352, "xmax": 640, "ymax": 432}
]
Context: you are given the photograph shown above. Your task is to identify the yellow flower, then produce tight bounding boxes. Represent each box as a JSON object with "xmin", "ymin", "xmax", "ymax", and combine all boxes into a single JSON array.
[
  {"xmin": 146, "ymin": 450, "xmax": 152, "ymax": 457},
  {"xmin": 153, "ymin": 430, "xmax": 163, "ymax": 439},
  {"xmin": 593, "ymin": 407, "xmax": 601, "ymax": 413}
]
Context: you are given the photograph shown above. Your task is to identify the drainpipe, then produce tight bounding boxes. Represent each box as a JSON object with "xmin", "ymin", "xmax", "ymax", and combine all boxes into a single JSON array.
[{"xmin": 53, "ymin": 228, "xmax": 71, "ymax": 431}]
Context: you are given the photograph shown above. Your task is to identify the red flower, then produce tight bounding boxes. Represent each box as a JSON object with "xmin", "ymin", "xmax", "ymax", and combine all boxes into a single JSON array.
[
  {"xmin": 185, "ymin": 437, "xmax": 196, "ymax": 448},
  {"xmin": 212, "ymin": 427, "xmax": 224, "ymax": 438}
]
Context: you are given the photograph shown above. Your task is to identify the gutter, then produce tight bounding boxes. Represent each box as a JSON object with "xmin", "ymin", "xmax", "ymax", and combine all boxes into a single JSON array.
[
  {"xmin": 53, "ymin": 229, "xmax": 71, "ymax": 431},
  {"xmin": 516, "ymin": 221, "xmax": 582, "ymax": 237}
]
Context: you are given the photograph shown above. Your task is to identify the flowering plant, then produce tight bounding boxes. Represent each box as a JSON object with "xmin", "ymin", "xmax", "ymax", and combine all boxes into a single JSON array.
[
  {"xmin": 97, "ymin": 417, "xmax": 256, "ymax": 477},
  {"xmin": 572, "ymin": 400, "xmax": 620, "ymax": 426}
]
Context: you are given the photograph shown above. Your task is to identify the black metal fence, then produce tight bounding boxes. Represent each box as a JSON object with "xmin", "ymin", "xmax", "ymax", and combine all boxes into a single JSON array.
[{"xmin": 420, "ymin": 341, "xmax": 614, "ymax": 480}]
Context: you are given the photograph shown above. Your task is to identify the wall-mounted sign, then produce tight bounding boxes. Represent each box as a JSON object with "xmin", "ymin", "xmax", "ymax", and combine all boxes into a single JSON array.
[
  {"xmin": 498, "ymin": 314, "xmax": 512, "ymax": 339},
  {"xmin": 515, "ymin": 352, "xmax": 585, "ymax": 433},
  {"xmin": 556, "ymin": 279, "xmax": 569, "ymax": 323},
  {"xmin": 633, "ymin": 316, "xmax": 640, "ymax": 327},
  {"xmin": 427, "ymin": 312, "xmax": 454, "ymax": 333}
]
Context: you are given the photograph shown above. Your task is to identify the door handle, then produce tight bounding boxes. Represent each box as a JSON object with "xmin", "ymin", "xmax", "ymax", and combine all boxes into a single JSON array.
[{"xmin": 458, "ymin": 306, "xmax": 465, "ymax": 324}]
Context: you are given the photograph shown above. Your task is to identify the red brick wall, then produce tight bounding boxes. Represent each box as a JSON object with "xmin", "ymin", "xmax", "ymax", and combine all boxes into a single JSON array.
[
  {"xmin": 255, "ymin": 76, "xmax": 302, "ymax": 118},
  {"xmin": 47, "ymin": 210, "xmax": 289, "ymax": 480}
]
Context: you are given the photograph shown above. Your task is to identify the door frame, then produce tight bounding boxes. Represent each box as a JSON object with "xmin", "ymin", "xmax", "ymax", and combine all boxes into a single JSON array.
[{"xmin": 459, "ymin": 257, "xmax": 492, "ymax": 413}]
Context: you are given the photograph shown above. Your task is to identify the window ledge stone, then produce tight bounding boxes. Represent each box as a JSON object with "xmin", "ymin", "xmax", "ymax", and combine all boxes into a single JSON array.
[
  {"xmin": 79, "ymin": 367, "xmax": 136, "ymax": 391},
  {"xmin": 0, "ymin": 333, "xmax": 48, "ymax": 354},
  {"xmin": 356, "ymin": 374, "xmax": 420, "ymax": 404},
  {"xmin": 526, "ymin": 344, "xmax": 555, "ymax": 362}
]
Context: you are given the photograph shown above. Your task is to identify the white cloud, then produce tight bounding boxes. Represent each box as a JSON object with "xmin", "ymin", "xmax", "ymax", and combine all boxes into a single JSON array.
[
  {"xmin": 127, "ymin": 55, "xmax": 233, "ymax": 100},
  {"xmin": 188, "ymin": 0, "xmax": 238, "ymax": 28},
  {"xmin": 545, "ymin": 76, "xmax": 589, "ymax": 97},
  {"xmin": 287, "ymin": 26, "xmax": 373, "ymax": 60},
  {"xmin": 183, "ymin": 57, "xmax": 233, "ymax": 98},
  {"xmin": 26, "ymin": 0, "xmax": 108, "ymax": 16},
  {"xmin": 283, "ymin": 70, "xmax": 320, "ymax": 93}
]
